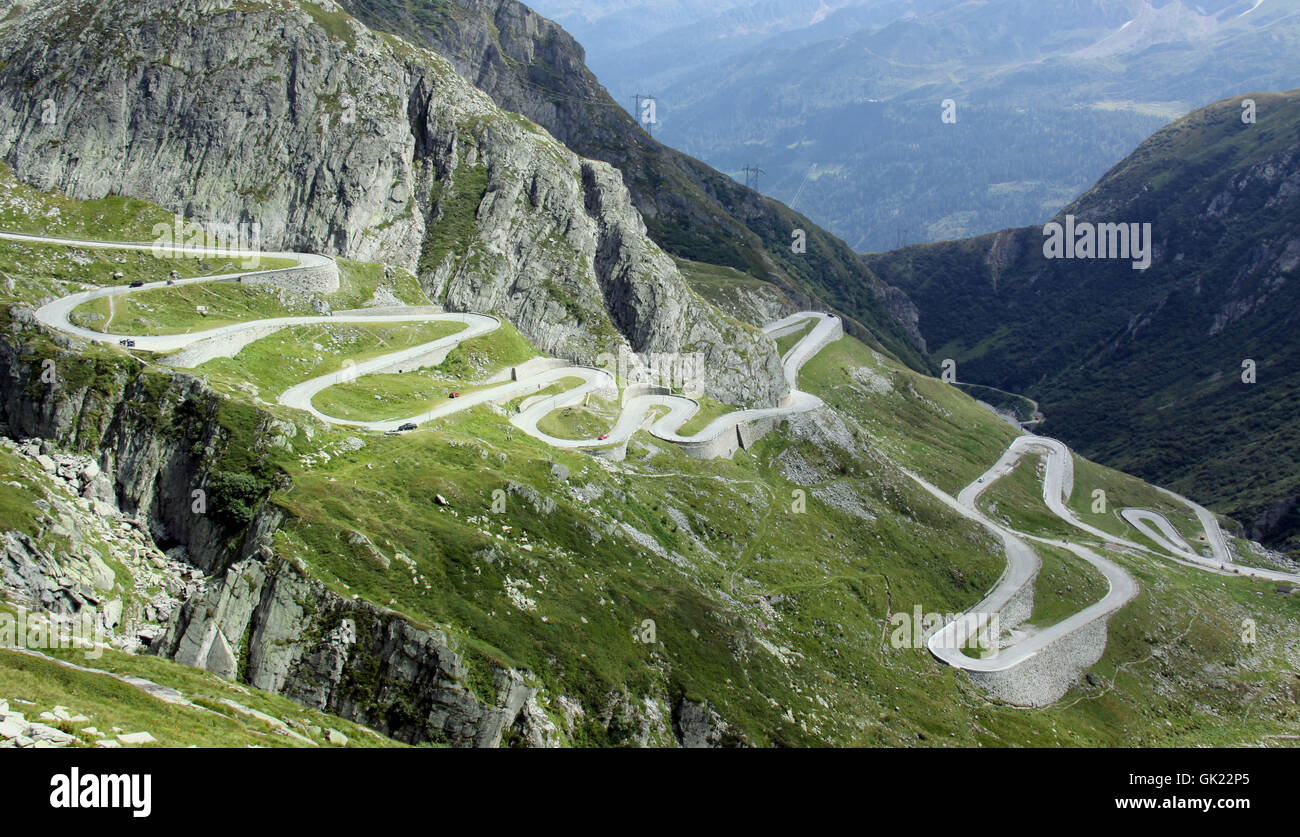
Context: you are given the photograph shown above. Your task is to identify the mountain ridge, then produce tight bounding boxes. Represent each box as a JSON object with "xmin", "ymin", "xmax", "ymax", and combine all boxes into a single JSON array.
[
  {"xmin": 335, "ymin": 0, "xmax": 930, "ymax": 368},
  {"xmin": 866, "ymin": 89, "xmax": 1300, "ymax": 554},
  {"xmin": 559, "ymin": 0, "xmax": 1300, "ymax": 252}
]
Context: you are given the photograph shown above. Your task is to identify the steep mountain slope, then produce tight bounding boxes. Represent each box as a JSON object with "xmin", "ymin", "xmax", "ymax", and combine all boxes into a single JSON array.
[
  {"xmin": 0, "ymin": 0, "xmax": 784, "ymax": 406},
  {"xmin": 334, "ymin": 0, "xmax": 928, "ymax": 368},
  {"xmin": 566, "ymin": 0, "xmax": 1300, "ymax": 251},
  {"xmin": 866, "ymin": 90, "xmax": 1300, "ymax": 555},
  {"xmin": 5, "ymin": 188, "xmax": 1299, "ymax": 745}
]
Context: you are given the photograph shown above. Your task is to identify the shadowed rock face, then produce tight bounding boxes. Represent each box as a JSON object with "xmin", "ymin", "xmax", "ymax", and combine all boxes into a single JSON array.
[
  {"xmin": 0, "ymin": 0, "xmax": 783, "ymax": 405},
  {"xmin": 155, "ymin": 553, "xmax": 541, "ymax": 748}
]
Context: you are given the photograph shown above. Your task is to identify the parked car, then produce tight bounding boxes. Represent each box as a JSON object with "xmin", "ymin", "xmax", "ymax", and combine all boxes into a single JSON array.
[
  {"xmin": 119, "ymin": 339, "xmax": 136, "ymax": 348},
  {"xmin": 128, "ymin": 280, "xmax": 144, "ymax": 288},
  {"xmin": 397, "ymin": 422, "xmax": 418, "ymax": 432},
  {"xmin": 597, "ymin": 433, "xmax": 610, "ymax": 441},
  {"xmin": 449, "ymin": 392, "xmax": 461, "ymax": 399}
]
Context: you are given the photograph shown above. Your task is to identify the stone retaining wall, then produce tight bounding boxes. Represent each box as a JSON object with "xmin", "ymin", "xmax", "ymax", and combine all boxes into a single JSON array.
[
  {"xmin": 243, "ymin": 259, "xmax": 340, "ymax": 295},
  {"xmin": 997, "ymin": 565, "xmax": 1039, "ymax": 633},
  {"xmin": 622, "ymin": 383, "xmax": 671, "ymax": 404},
  {"xmin": 485, "ymin": 357, "xmax": 568, "ymax": 385},
  {"xmin": 676, "ymin": 430, "xmax": 740, "ymax": 460},
  {"xmin": 970, "ymin": 617, "xmax": 1111, "ymax": 706},
  {"xmin": 162, "ymin": 323, "xmax": 288, "ymax": 368},
  {"xmin": 676, "ymin": 417, "xmax": 783, "ymax": 460},
  {"xmin": 737, "ymin": 415, "xmax": 781, "ymax": 450}
]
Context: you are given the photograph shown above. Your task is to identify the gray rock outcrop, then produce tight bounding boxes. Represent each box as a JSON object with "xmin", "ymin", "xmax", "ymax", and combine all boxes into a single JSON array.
[
  {"xmin": 0, "ymin": 0, "xmax": 782, "ymax": 405},
  {"xmin": 671, "ymin": 697, "xmax": 745, "ymax": 748},
  {"xmin": 337, "ymin": 0, "xmax": 928, "ymax": 366},
  {"xmin": 0, "ymin": 313, "xmax": 529, "ymax": 746},
  {"xmin": 154, "ymin": 555, "xmax": 535, "ymax": 747}
]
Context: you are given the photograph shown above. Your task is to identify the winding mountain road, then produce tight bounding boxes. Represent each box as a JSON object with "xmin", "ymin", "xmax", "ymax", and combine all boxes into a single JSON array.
[
  {"xmin": 906, "ymin": 439, "xmax": 1139, "ymax": 675},
  {"xmin": 910, "ymin": 433, "xmax": 1300, "ymax": 691},
  {"xmin": 512, "ymin": 314, "xmax": 836, "ymax": 450},
  {"xmin": 28, "ymin": 233, "xmax": 839, "ymax": 454}
]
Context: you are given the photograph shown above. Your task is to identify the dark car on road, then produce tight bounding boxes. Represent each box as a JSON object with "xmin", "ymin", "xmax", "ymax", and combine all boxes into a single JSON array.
[
  {"xmin": 397, "ymin": 422, "xmax": 418, "ymax": 432},
  {"xmin": 128, "ymin": 280, "xmax": 144, "ymax": 288}
]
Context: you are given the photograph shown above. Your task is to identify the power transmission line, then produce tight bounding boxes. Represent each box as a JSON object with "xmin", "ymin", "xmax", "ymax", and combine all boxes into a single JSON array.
[
  {"xmin": 631, "ymin": 93, "xmax": 657, "ymax": 136},
  {"xmin": 788, "ymin": 163, "xmax": 818, "ymax": 210}
]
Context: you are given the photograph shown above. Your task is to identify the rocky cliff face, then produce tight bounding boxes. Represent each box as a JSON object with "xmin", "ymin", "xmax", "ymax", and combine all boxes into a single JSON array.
[
  {"xmin": 0, "ymin": 309, "xmax": 546, "ymax": 745},
  {"xmin": 154, "ymin": 550, "xmax": 546, "ymax": 747},
  {"xmin": 0, "ymin": 0, "xmax": 782, "ymax": 405},
  {"xmin": 337, "ymin": 0, "xmax": 930, "ymax": 369},
  {"xmin": 1, "ymin": 307, "xmax": 255, "ymax": 576}
]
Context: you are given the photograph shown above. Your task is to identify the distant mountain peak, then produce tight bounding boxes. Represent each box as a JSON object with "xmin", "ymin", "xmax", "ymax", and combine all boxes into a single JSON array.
[{"xmin": 1073, "ymin": 0, "xmax": 1219, "ymax": 58}]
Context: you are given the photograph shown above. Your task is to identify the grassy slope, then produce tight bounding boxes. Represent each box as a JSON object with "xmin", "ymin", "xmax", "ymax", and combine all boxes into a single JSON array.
[
  {"xmin": 310, "ymin": 320, "xmax": 538, "ymax": 421},
  {"xmin": 10, "ymin": 285, "xmax": 1300, "ymax": 744},
  {"xmin": 532, "ymin": 384, "xmax": 617, "ymax": 440},
  {"xmin": 1066, "ymin": 454, "xmax": 1206, "ymax": 550},
  {"xmin": 430, "ymin": 321, "xmax": 535, "ymax": 380},
  {"xmin": 1027, "ymin": 543, "xmax": 1109, "ymax": 630},
  {"xmin": 262, "ymin": 329, "xmax": 1300, "ymax": 746},
  {"xmin": 69, "ymin": 258, "xmax": 430, "ymax": 336},
  {"xmin": 977, "ymin": 454, "xmax": 1069, "ymax": 540},
  {"xmin": 0, "ymin": 240, "xmax": 296, "ymax": 307},
  {"xmin": 197, "ymin": 320, "xmax": 466, "ymax": 401},
  {"xmin": 673, "ymin": 256, "xmax": 794, "ymax": 325},
  {"xmin": 866, "ymin": 92, "xmax": 1300, "ymax": 555},
  {"xmin": 269, "ymin": 403, "xmax": 1011, "ymax": 746},
  {"xmin": 73, "ymin": 279, "xmax": 301, "ymax": 334},
  {"xmin": 801, "ymin": 335, "xmax": 1021, "ymax": 494},
  {"xmin": 775, "ymin": 318, "xmax": 815, "ymax": 358},
  {"xmin": 0, "ymin": 643, "xmax": 403, "ymax": 748},
  {"xmin": 672, "ymin": 393, "xmax": 731, "ymax": 436},
  {"xmin": 0, "ymin": 160, "xmax": 310, "ymax": 306},
  {"xmin": 0, "ymin": 161, "xmax": 178, "ymax": 240}
]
